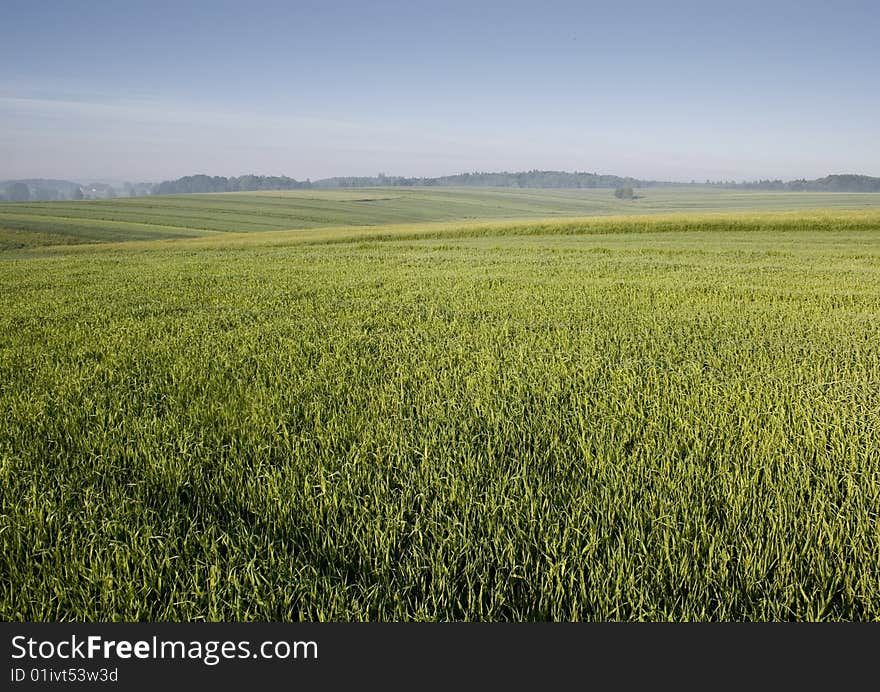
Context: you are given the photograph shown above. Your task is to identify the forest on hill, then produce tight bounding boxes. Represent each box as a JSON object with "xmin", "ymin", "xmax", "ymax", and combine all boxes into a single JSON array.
[{"xmin": 3, "ymin": 172, "xmax": 879, "ymax": 201}]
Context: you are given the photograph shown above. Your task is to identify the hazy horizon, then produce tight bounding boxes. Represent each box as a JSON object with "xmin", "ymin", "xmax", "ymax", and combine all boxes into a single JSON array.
[
  {"xmin": 4, "ymin": 170, "xmax": 880, "ymax": 188},
  {"xmin": 2, "ymin": 0, "xmax": 878, "ymax": 183}
]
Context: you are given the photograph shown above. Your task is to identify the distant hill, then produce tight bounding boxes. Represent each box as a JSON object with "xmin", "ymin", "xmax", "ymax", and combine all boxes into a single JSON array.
[
  {"xmin": 0, "ymin": 178, "xmax": 82, "ymax": 202},
  {"xmin": 730, "ymin": 174, "xmax": 880, "ymax": 192},
  {"xmin": 0, "ymin": 179, "xmax": 153, "ymax": 202},
  {"xmin": 3, "ymin": 172, "xmax": 879, "ymax": 201},
  {"xmin": 803, "ymin": 174, "xmax": 880, "ymax": 192},
  {"xmin": 151, "ymin": 174, "xmax": 309, "ymax": 195},
  {"xmin": 317, "ymin": 170, "xmax": 661, "ymax": 189},
  {"xmin": 147, "ymin": 171, "xmax": 880, "ymax": 196},
  {"xmin": 148, "ymin": 170, "xmax": 662, "ymax": 194}
]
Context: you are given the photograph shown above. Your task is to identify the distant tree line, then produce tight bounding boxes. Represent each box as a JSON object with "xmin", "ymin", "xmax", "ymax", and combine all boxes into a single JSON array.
[
  {"xmin": 2, "ymin": 172, "xmax": 879, "ymax": 202},
  {"xmin": 314, "ymin": 170, "xmax": 655, "ymax": 190},
  {"xmin": 148, "ymin": 170, "xmax": 663, "ymax": 195},
  {"xmin": 722, "ymin": 175, "xmax": 880, "ymax": 192},
  {"xmin": 0, "ymin": 179, "xmax": 154, "ymax": 202},
  {"xmin": 0, "ymin": 179, "xmax": 82, "ymax": 202},
  {"xmin": 150, "ymin": 174, "xmax": 312, "ymax": 195},
  {"xmin": 148, "ymin": 171, "xmax": 880, "ymax": 196}
]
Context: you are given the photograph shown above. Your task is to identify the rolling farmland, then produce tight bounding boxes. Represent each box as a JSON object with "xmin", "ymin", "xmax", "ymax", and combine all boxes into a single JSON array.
[
  {"xmin": 3, "ymin": 186, "xmax": 880, "ymax": 250},
  {"xmin": 1, "ymin": 190, "xmax": 880, "ymax": 620}
]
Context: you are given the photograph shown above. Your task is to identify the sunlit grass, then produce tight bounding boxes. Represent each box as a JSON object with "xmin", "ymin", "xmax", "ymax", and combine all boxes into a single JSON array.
[
  {"xmin": 3, "ymin": 187, "xmax": 880, "ymax": 249},
  {"xmin": 1, "ymin": 211, "xmax": 879, "ymax": 621}
]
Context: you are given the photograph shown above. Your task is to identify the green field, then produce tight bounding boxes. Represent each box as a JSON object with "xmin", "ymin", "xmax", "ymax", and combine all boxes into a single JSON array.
[
  {"xmin": 2, "ymin": 193, "xmax": 880, "ymax": 620},
  {"xmin": 4, "ymin": 186, "xmax": 880, "ymax": 250}
]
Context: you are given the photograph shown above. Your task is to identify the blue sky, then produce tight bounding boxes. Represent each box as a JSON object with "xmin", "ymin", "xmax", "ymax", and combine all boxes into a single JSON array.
[{"xmin": 1, "ymin": 0, "xmax": 878, "ymax": 182}]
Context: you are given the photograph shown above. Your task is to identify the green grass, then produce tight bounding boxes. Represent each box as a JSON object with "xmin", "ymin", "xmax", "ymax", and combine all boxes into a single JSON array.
[
  {"xmin": 1, "ymin": 211, "xmax": 880, "ymax": 621},
  {"xmin": 4, "ymin": 186, "xmax": 880, "ymax": 250}
]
